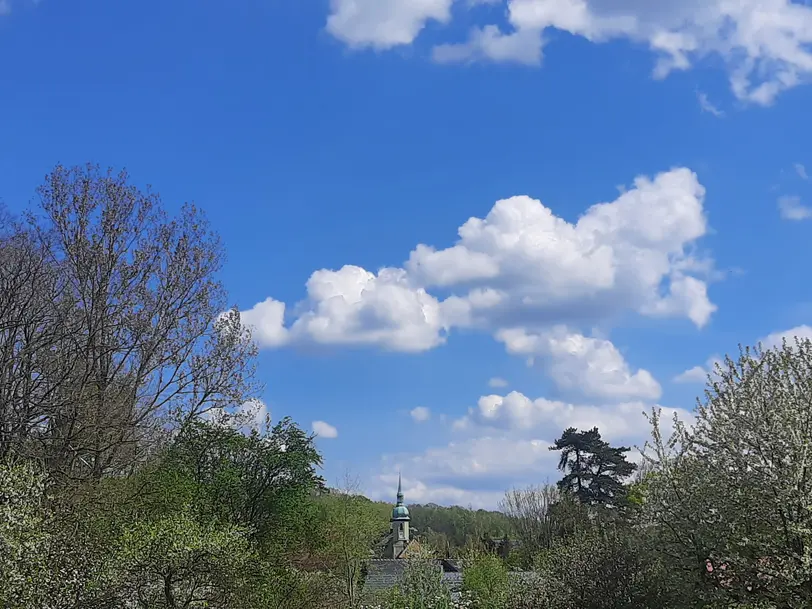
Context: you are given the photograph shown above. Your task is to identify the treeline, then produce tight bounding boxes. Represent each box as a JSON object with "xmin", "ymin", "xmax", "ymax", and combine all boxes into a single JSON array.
[
  {"xmin": 342, "ymin": 498, "xmax": 514, "ymax": 556},
  {"xmin": 3, "ymin": 165, "xmax": 812, "ymax": 609},
  {"xmin": 408, "ymin": 503, "xmax": 513, "ymax": 555}
]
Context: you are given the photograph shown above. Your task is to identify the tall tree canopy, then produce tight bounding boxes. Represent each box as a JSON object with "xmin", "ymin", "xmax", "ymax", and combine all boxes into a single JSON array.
[
  {"xmin": 0, "ymin": 164, "xmax": 259, "ymax": 483},
  {"xmin": 550, "ymin": 427, "xmax": 637, "ymax": 506}
]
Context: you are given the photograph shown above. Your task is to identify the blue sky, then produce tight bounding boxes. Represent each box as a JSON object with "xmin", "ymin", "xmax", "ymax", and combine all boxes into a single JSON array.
[{"xmin": 2, "ymin": 0, "xmax": 812, "ymax": 508}]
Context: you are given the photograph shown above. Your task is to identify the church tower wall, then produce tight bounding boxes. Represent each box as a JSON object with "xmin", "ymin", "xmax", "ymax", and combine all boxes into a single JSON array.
[{"xmin": 390, "ymin": 473, "xmax": 410, "ymax": 558}]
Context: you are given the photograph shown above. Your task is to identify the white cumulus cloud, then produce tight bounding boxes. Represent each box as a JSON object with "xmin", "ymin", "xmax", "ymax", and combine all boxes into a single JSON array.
[
  {"xmin": 453, "ymin": 390, "xmax": 689, "ymax": 440},
  {"xmin": 433, "ymin": 25, "xmax": 544, "ymax": 65},
  {"xmin": 673, "ymin": 365, "xmax": 708, "ymax": 384},
  {"xmin": 326, "ymin": 0, "xmax": 812, "ymax": 105},
  {"xmin": 675, "ymin": 326, "xmax": 812, "ymax": 385},
  {"xmin": 673, "ymin": 356, "xmax": 722, "ymax": 384},
  {"xmin": 368, "ymin": 472, "xmax": 507, "ymax": 510},
  {"xmin": 240, "ymin": 298, "xmax": 289, "ymax": 348},
  {"xmin": 761, "ymin": 325, "xmax": 812, "ymax": 350},
  {"xmin": 242, "ymin": 167, "xmax": 715, "ymax": 355},
  {"xmin": 291, "ymin": 266, "xmax": 448, "ymax": 353},
  {"xmin": 326, "ymin": 0, "xmax": 453, "ymax": 49},
  {"xmin": 313, "ymin": 420, "xmax": 339, "ymax": 439},
  {"xmin": 496, "ymin": 327, "xmax": 662, "ymax": 400}
]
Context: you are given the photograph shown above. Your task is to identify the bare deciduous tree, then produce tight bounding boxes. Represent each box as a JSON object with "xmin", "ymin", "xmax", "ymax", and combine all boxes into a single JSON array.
[{"xmin": 0, "ymin": 164, "xmax": 260, "ymax": 482}]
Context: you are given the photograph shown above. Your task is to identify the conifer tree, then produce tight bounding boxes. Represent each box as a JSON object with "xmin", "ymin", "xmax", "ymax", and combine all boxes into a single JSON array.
[{"xmin": 551, "ymin": 427, "xmax": 637, "ymax": 506}]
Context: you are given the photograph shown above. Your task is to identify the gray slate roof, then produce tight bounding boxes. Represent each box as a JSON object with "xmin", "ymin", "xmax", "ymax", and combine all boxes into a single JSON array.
[
  {"xmin": 362, "ymin": 559, "xmax": 532, "ymax": 595},
  {"xmin": 363, "ymin": 560, "xmax": 421, "ymax": 592}
]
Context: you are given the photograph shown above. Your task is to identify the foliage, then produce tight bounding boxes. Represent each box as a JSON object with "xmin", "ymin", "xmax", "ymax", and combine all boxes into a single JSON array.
[
  {"xmin": 385, "ymin": 560, "xmax": 453, "ymax": 609},
  {"xmin": 114, "ymin": 506, "xmax": 254, "ymax": 608},
  {"xmin": 407, "ymin": 503, "xmax": 512, "ymax": 554},
  {"xmin": 499, "ymin": 484, "xmax": 591, "ymax": 567},
  {"xmin": 0, "ymin": 461, "xmax": 117, "ymax": 609},
  {"xmin": 531, "ymin": 527, "xmax": 692, "ymax": 609},
  {"xmin": 461, "ymin": 553, "xmax": 508, "ymax": 609},
  {"xmin": 159, "ymin": 416, "xmax": 325, "ymax": 554},
  {"xmin": 318, "ymin": 482, "xmax": 391, "ymax": 607}
]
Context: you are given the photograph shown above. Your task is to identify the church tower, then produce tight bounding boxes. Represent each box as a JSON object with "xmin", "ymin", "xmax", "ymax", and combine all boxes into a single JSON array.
[{"xmin": 390, "ymin": 472, "xmax": 410, "ymax": 558}]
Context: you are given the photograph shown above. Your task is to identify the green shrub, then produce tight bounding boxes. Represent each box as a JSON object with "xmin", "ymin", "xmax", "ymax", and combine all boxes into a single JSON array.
[{"xmin": 461, "ymin": 554, "xmax": 508, "ymax": 609}]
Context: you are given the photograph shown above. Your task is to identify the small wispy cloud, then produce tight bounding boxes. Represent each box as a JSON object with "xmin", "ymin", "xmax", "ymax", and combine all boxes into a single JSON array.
[
  {"xmin": 778, "ymin": 195, "xmax": 812, "ymax": 221},
  {"xmin": 313, "ymin": 420, "xmax": 338, "ymax": 438},
  {"xmin": 410, "ymin": 406, "xmax": 431, "ymax": 423},
  {"xmin": 795, "ymin": 163, "xmax": 809, "ymax": 180},
  {"xmin": 673, "ymin": 357, "xmax": 723, "ymax": 384},
  {"xmin": 697, "ymin": 91, "xmax": 725, "ymax": 117},
  {"xmin": 673, "ymin": 366, "xmax": 707, "ymax": 384},
  {"xmin": 488, "ymin": 377, "xmax": 508, "ymax": 388}
]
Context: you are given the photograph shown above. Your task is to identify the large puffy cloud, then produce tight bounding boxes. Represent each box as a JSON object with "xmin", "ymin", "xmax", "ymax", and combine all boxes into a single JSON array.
[
  {"xmin": 407, "ymin": 167, "xmax": 714, "ymax": 329},
  {"xmin": 327, "ymin": 0, "xmax": 812, "ymax": 104},
  {"xmin": 496, "ymin": 326, "xmax": 662, "ymax": 400},
  {"xmin": 288, "ymin": 266, "xmax": 448, "ymax": 352},
  {"xmin": 241, "ymin": 167, "xmax": 714, "ymax": 354},
  {"xmin": 241, "ymin": 266, "xmax": 449, "ymax": 353}
]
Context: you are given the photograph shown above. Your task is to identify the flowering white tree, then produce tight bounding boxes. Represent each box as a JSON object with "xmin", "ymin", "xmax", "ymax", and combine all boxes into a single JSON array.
[
  {"xmin": 644, "ymin": 338, "xmax": 812, "ymax": 607},
  {"xmin": 0, "ymin": 462, "xmax": 114, "ymax": 608}
]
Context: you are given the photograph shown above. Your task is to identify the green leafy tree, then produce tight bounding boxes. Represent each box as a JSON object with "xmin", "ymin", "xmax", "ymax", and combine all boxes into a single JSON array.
[
  {"xmin": 115, "ymin": 506, "xmax": 253, "ymax": 608},
  {"xmin": 157, "ymin": 416, "xmax": 325, "ymax": 558},
  {"xmin": 407, "ymin": 503, "xmax": 511, "ymax": 553},
  {"xmin": 462, "ymin": 553, "xmax": 509, "ymax": 609},
  {"xmin": 318, "ymin": 476, "xmax": 390, "ymax": 608},
  {"xmin": 550, "ymin": 427, "xmax": 637, "ymax": 507}
]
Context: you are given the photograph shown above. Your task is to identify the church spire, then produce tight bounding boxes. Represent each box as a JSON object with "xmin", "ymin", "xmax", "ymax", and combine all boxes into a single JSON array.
[{"xmin": 391, "ymin": 471, "xmax": 410, "ymax": 558}]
